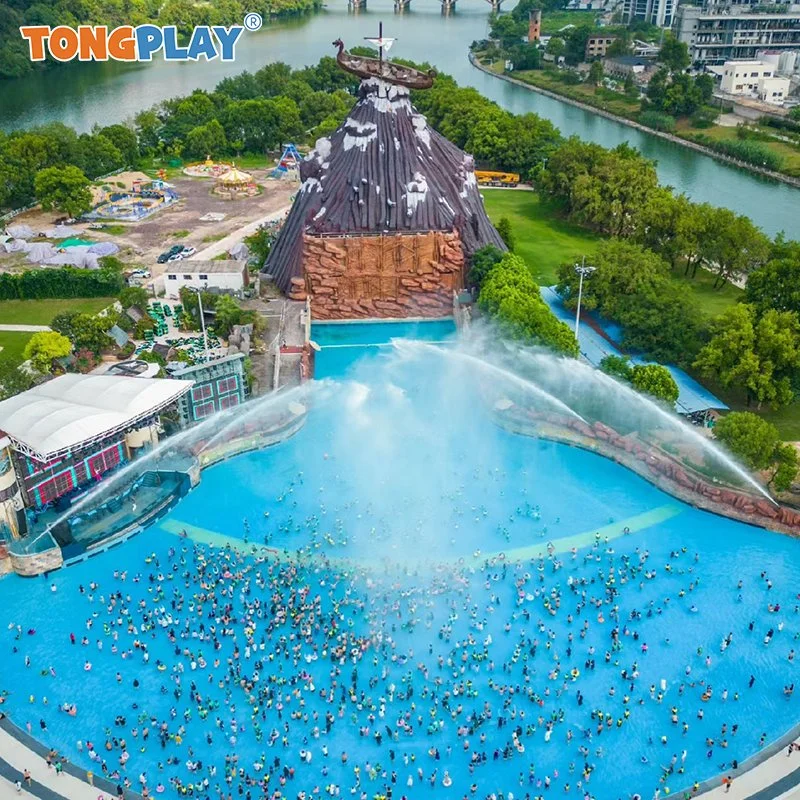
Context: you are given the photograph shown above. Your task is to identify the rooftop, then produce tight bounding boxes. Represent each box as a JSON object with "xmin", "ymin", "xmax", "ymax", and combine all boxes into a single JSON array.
[
  {"xmin": 0, "ymin": 374, "xmax": 193, "ymax": 462},
  {"xmin": 164, "ymin": 260, "xmax": 246, "ymax": 275}
]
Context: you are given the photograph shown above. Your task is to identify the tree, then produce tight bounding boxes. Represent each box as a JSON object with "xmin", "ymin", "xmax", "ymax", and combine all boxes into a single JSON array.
[
  {"xmin": 588, "ymin": 60, "xmax": 604, "ymax": 87},
  {"xmin": 119, "ymin": 286, "xmax": 150, "ymax": 313},
  {"xmin": 70, "ymin": 313, "xmax": 114, "ymax": 354},
  {"xmin": 623, "ymin": 72, "xmax": 639, "ymax": 100},
  {"xmin": 564, "ymin": 25, "xmax": 593, "ymax": 66},
  {"xmin": 50, "ymin": 310, "xmax": 80, "ymax": 340},
  {"xmin": 546, "ymin": 38, "xmax": 565, "ymax": 60},
  {"xmin": 790, "ymin": 107, "xmax": 800, "ymax": 122},
  {"xmin": 694, "ymin": 304, "xmax": 800, "ymax": 409},
  {"xmin": 244, "ymin": 224, "xmax": 276, "ymax": 266},
  {"xmin": 695, "ymin": 73, "xmax": 714, "ymax": 104},
  {"xmin": 0, "ymin": 359, "xmax": 33, "ymax": 401},
  {"xmin": 23, "ymin": 331, "xmax": 71, "ymax": 373},
  {"xmin": 183, "ymin": 119, "xmax": 228, "ymax": 160},
  {"xmin": 75, "ymin": 133, "xmax": 123, "ymax": 178},
  {"xmin": 489, "ymin": 14, "xmax": 527, "ymax": 50},
  {"xmin": 468, "ymin": 245, "xmax": 504, "ymax": 290},
  {"xmin": 712, "ymin": 412, "xmax": 796, "ymax": 490},
  {"xmin": 704, "ymin": 208, "xmax": 771, "ymax": 288},
  {"xmin": 479, "ymin": 253, "xmax": 579, "ymax": 357},
  {"xmin": 496, "ymin": 217, "xmax": 515, "ymax": 251},
  {"xmin": 34, "ymin": 165, "xmax": 92, "ymax": 219},
  {"xmin": 744, "ymin": 239, "xmax": 800, "ymax": 315},
  {"xmin": 98, "ymin": 124, "xmax": 139, "ymax": 167},
  {"xmin": 658, "ymin": 36, "xmax": 690, "ymax": 73},
  {"xmin": 599, "ymin": 354, "xmax": 633, "ymax": 382},
  {"xmin": 629, "ymin": 364, "xmax": 679, "ymax": 405},
  {"xmin": 714, "ymin": 411, "xmax": 779, "ymax": 469}
]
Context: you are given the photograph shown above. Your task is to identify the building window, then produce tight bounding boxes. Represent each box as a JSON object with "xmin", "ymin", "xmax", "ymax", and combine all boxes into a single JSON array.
[
  {"xmin": 192, "ymin": 384, "xmax": 212, "ymax": 402},
  {"xmin": 217, "ymin": 376, "xmax": 239, "ymax": 395},
  {"xmin": 194, "ymin": 401, "xmax": 215, "ymax": 420},
  {"xmin": 183, "ymin": 274, "xmax": 191, "ymax": 280},
  {"xmin": 168, "ymin": 275, "xmax": 177, "ymax": 280},
  {"xmin": 199, "ymin": 274, "xmax": 208, "ymax": 280}
]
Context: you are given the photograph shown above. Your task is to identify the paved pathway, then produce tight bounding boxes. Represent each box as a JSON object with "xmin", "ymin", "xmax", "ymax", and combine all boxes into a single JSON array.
[
  {"xmin": 187, "ymin": 206, "xmax": 290, "ymax": 262},
  {"xmin": 696, "ymin": 739, "xmax": 800, "ymax": 800},
  {"xmin": 0, "ymin": 325, "xmax": 50, "ymax": 332},
  {"xmin": 0, "ymin": 722, "xmax": 142, "ymax": 800}
]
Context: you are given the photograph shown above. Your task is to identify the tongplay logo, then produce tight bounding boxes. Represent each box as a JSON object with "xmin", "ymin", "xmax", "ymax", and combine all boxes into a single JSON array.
[{"xmin": 18, "ymin": 19, "xmax": 258, "ymax": 63}]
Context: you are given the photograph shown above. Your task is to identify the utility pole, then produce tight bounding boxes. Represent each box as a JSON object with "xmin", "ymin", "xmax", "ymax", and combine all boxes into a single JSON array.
[{"xmin": 574, "ymin": 256, "xmax": 596, "ymax": 348}]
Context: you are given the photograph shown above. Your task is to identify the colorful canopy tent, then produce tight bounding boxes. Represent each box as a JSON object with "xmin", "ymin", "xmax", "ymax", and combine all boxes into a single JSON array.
[{"xmin": 216, "ymin": 167, "xmax": 253, "ymax": 186}]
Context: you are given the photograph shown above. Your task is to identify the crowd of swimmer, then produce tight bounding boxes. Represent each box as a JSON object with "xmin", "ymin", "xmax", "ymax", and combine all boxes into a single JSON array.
[{"xmin": 3, "ymin": 495, "xmax": 799, "ymax": 800}]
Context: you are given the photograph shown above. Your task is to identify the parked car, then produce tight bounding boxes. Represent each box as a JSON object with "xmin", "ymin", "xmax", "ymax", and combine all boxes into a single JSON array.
[
  {"xmin": 128, "ymin": 269, "xmax": 151, "ymax": 279},
  {"xmin": 157, "ymin": 245, "xmax": 184, "ymax": 263},
  {"xmin": 167, "ymin": 253, "xmax": 184, "ymax": 262},
  {"xmin": 180, "ymin": 246, "xmax": 196, "ymax": 257}
]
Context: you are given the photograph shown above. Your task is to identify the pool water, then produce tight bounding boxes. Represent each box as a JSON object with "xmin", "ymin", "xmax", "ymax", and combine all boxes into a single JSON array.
[{"xmin": 0, "ymin": 321, "xmax": 798, "ymax": 800}]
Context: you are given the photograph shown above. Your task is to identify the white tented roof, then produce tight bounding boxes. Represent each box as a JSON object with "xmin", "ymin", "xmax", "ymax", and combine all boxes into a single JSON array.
[{"xmin": 0, "ymin": 374, "xmax": 193, "ymax": 462}]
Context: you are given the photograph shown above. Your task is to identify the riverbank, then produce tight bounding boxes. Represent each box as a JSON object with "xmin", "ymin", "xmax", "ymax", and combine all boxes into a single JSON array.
[{"xmin": 469, "ymin": 53, "xmax": 800, "ymax": 191}]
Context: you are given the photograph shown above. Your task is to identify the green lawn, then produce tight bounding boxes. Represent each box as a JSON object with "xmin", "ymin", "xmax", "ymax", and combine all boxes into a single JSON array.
[
  {"xmin": 539, "ymin": 10, "xmax": 599, "ymax": 34},
  {"xmin": 481, "ymin": 189, "xmax": 601, "ymax": 285},
  {"xmin": 0, "ymin": 331, "xmax": 33, "ymax": 365},
  {"xmin": 667, "ymin": 268, "xmax": 742, "ymax": 320},
  {"xmin": 0, "ymin": 297, "xmax": 115, "ymax": 326}
]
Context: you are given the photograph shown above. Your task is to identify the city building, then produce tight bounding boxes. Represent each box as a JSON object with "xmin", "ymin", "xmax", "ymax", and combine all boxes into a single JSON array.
[
  {"xmin": 0, "ymin": 374, "xmax": 192, "ymax": 522},
  {"xmin": 602, "ymin": 55, "xmax": 659, "ymax": 82},
  {"xmin": 623, "ymin": 0, "xmax": 675, "ymax": 29},
  {"xmin": 719, "ymin": 58, "xmax": 792, "ymax": 102},
  {"xmin": 264, "ymin": 42, "xmax": 505, "ymax": 319},
  {"xmin": 585, "ymin": 35, "xmax": 618, "ymax": 59},
  {"xmin": 171, "ymin": 353, "xmax": 247, "ymax": 425},
  {"xmin": 675, "ymin": 4, "xmax": 800, "ymax": 66},
  {"xmin": 164, "ymin": 260, "xmax": 249, "ymax": 299}
]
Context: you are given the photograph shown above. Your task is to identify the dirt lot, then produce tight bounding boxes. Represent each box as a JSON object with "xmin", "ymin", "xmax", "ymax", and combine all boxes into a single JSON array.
[{"xmin": 1, "ymin": 170, "xmax": 296, "ymax": 276}]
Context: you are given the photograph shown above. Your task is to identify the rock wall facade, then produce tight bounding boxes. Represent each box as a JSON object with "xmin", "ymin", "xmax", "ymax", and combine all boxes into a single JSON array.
[
  {"xmin": 500, "ymin": 405, "xmax": 800, "ymax": 537},
  {"xmin": 291, "ymin": 231, "xmax": 464, "ymax": 319}
]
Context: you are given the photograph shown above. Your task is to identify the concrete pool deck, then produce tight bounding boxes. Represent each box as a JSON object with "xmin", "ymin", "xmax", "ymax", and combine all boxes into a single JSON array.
[{"xmin": 0, "ymin": 719, "xmax": 143, "ymax": 800}]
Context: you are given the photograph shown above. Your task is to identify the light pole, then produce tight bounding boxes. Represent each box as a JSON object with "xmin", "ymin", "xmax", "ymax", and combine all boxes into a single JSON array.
[
  {"xmin": 574, "ymin": 256, "xmax": 595, "ymax": 347},
  {"xmin": 188, "ymin": 286, "xmax": 210, "ymax": 363}
]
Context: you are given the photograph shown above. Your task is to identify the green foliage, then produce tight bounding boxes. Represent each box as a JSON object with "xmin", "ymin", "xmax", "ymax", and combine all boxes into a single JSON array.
[
  {"xmin": 690, "ymin": 108, "xmax": 717, "ymax": 129},
  {"xmin": 23, "ymin": 330, "xmax": 71, "ymax": 373},
  {"xmin": 139, "ymin": 349, "xmax": 166, "ymax": 367},
  {"xmin": 638, "ymin": 111, "xmax": 676, "ymax": 133},
  {"xmin": 556, "ymin": 240, "xmax": 701, "ymax": 364},
  {"xmin": 629, "ymin": 363, "xmax": 679, "ymax": 405},
  {"xmin": 0, "ymin": 267, "xmax": 123, "ymax": 301},
  {"xmin": 538, "ymin": 138, "xmax": 658, "ymax": 237},
  {"xmin": 657, "ymin": 36, "xmax": 691, "ymax": 73},
  {"xmin": 689, "ymin": 133, "xmax": 784, "ymax": 171},
  {"xmin": 34, "ymin": 165, "xmax": 92, "ymax": 218},
  {"xmin": 244, "ymin": 224, "xmax": 277, "ymax": 266},
  {"xmin": 599, "ymin": 354, "xmax": 633, "ymax": 382},
  {"xmin": 119, "ymin": 286, "xmax": 150, "ymax": 313},
  {"xmin": 134, "ymin": 315, "xmax": 156, "ymax": 339},
  {"xmin": 588, "ymin": 60, "xmax": 604, "ymax": 86},
  {"xmin": 490, "ymin": 13, "xmax": 528, "ymax": 49},
  {"xmin": 0, "ymin": 360, "xmax": 33, "ymax": 401},
  {"xmin": 468, "ymin": 245, "xmax": 504, "ymax": 291},
  {"xmin": 212, "ymin": 294, "xmax": 257, "ymax": 337},
  {"xmin": 496, "ymin": 217, "xmax": 515, "ymax": 251},
  {"xmin": 183, "ymin": 120, "xmax": 228, "ymax": 161},
  {"xmin": 789, "ymin": 107, "xmax": 800, "ymax": 122},
  {"xmin": 713, "ymin": 411, "xmax": 783, "ymax": 475},
  {"xmin": 772, "ymin": 443, "xmax": 798, "ymax": 491},
  {"xmin": 478, "ymin": 253, "xmax": 579, "ymax": 356},
  {"xmin": 694, "ymin": 304, "xmax": 800, "ymax": 410}
]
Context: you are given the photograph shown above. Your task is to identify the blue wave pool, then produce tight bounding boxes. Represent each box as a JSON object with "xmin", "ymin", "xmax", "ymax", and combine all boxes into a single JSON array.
[{"xmin": 0, "ymin": 320, "xmax": 798, "ymax": 800}]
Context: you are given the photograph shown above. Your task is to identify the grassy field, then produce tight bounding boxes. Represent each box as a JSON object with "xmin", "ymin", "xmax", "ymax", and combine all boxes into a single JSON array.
[
  {"xmin": 667, "ymin": 269, "xmax": 742, "ymax": 320},
  {"xmin": 0, "ymin": 297, "xmax": 115, "ymax": 326},
  {"xmin": 481, "ymin": 189, "xmax": 601, "ymax": 285},
  {"xmin": 539, "ymin": 10, "xmax": 599, "ymax": 33},
  {"xmin": 0, "ymin": 331, "xmax": 33, "ymax": 365},
  {"xmin": 676, "ymin": 123, "xmax": 800, "ymax": 179}
]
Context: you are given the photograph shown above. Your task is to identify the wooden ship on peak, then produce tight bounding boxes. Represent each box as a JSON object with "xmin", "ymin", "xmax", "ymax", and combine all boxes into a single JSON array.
[{"xmin": 263, "ymin": 25, "xmax": 506, "ymax": 321}]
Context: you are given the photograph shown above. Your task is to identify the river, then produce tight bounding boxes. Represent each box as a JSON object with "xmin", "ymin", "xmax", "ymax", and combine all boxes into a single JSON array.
[{"xmin": 0, "ymin": 0, "xmax": 798, "ymax": 236}]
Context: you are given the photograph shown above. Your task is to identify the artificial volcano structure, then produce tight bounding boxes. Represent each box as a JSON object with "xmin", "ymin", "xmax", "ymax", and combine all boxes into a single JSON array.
[{"xmin": 264, "ymin": 40, "xmax": 506, "ymax": 319}]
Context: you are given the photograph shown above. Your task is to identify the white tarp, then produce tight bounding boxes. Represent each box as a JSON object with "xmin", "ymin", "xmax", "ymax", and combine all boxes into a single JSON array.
[
  {"xmin": 228, "ymin": 242, "xmax": 249, "ymax": 261},
  {"xmin": 42, "ymin": 225, "xmax": 81, "ymax": 239},
  {"xmin": 5, "ymin": 224, "xmax": 34, "ymax": 239},
  {"xmin": 25, "ymin": 242, "xmax": 57, "ymax": 262},
  {"xmin": 87, "ymin": 242, "xmax": 119, "ymax": 256}
]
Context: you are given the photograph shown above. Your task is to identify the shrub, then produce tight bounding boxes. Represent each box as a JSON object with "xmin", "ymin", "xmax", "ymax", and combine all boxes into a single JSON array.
[{"xmin": 638, "ymin": 111, "xmax": 676, "ymax": 132}]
